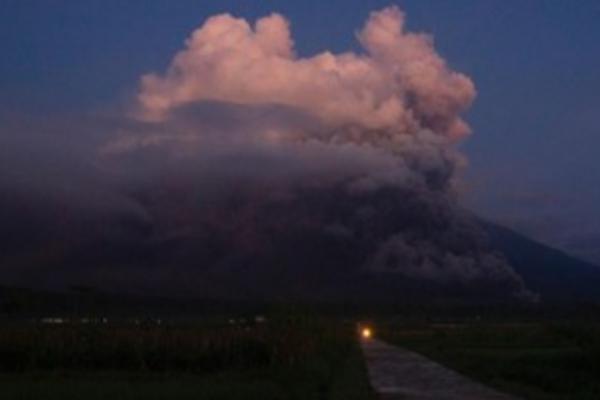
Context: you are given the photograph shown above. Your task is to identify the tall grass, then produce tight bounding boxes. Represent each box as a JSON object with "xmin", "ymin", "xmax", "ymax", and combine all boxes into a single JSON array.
[
  {"xmin": 0, "ymin": 317, "xmax": 352, "ymax": 373},
  {"xmin": 0, "ymin": 316, "xmax": 375, "ymax": 399}
]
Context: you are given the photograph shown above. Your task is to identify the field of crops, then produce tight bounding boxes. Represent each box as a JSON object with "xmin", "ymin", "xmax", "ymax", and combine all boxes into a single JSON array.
[{"xmin": 0, "ymin": 315, "xmax": 375, "ymax": 400}]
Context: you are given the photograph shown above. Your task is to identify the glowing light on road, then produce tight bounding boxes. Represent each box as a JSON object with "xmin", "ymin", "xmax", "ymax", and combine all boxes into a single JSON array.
[{"xmin": 362, "ymin": 327, "xmax": 372, "ymax": 339}]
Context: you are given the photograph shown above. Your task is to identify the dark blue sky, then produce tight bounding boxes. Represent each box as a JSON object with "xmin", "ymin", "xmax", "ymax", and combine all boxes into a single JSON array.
[{"xmin": 2, "ymin": 0, "xmax": 600, "ymax": 262}]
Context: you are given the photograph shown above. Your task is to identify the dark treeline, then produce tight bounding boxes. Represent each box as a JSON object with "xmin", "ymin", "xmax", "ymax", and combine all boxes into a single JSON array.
[{"xmin": 2, "ymin": 284, "xmax": 600, "ymax": 322}]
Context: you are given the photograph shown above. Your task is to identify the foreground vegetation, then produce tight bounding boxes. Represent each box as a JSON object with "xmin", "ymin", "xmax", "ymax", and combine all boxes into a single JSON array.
[
  {"xmin": 381, "ymin": 320, "xmax": 600, "ymax": 400},
  {"xmin": 0, "ymin": 315, "xmax": 374, "ymax": 400}
]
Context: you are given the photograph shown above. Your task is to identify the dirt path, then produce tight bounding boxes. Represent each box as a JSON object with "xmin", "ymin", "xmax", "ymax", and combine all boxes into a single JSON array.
[{"xmin": 361, "ymin": 339, "xmax": 519, "ymax": 400}]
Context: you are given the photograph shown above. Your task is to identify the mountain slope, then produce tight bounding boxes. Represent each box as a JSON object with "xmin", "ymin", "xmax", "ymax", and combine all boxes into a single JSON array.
[{"xmin": 484, "ymin": 221, "xmax": 600, "ymax": 302}]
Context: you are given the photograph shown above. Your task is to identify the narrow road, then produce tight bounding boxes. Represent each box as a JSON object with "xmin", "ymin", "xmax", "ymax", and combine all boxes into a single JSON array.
[{"xmin": 361, "ymin": 339, "xmax": 519, "ymax": 400}]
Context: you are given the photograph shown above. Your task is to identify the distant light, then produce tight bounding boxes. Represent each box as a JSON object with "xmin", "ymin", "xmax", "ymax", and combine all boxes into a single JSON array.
[{"xmin": 361, "ymin": 327, "xmax": 372, "ymax": 339}]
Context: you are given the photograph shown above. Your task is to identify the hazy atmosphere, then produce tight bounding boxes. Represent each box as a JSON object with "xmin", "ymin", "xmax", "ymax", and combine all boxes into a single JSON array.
[
  {"xmin": 2, "ymin": 0, "xmax": 600, "ymax": 268},
  {"xmin": 0, "ymin": 2, "xmax": 528, "ymax": 297}
]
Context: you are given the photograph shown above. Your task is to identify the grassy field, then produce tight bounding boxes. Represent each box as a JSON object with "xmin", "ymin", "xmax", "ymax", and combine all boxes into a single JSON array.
[
  {"xmin": 0, "ymin": 315, "xmax": 375, "ymax": 400},
  {"xmin": 380, "ymin": 320, "xmax": 600, "ymax": 400}
]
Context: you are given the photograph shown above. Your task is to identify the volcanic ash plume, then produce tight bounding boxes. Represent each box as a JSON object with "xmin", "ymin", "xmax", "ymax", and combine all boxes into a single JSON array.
[
  {"xmin": 0, "ymin": 7, "xmax": 532, "ymax": 300},
  {"xmin": 137, "ymin": 7, "xmax": 474, "ymax": 140},
  {"xmin": 99, "ymin": 6, "xmax": 533, "ymax": 300}
]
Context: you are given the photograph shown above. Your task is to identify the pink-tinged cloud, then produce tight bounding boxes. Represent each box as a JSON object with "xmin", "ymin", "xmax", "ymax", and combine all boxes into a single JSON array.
[{"xmin": 137, "ymin": 6, "xmax": 475, "ymax": 140}]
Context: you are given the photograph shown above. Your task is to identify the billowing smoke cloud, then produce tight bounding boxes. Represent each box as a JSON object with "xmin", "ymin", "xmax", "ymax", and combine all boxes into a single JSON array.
[
  {"xmin": 137, "ymin": 6, "xmax": 475, "ymax": 139},
  {"xmin": 0, "ymin": 7, "xmax": 533, "ymax": 301}
]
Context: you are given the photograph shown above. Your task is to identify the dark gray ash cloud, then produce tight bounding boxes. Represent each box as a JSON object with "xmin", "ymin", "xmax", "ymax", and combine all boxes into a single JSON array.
[{"xmin": 0, "ymin": 7, "xmax": 534, "ymax": 301}]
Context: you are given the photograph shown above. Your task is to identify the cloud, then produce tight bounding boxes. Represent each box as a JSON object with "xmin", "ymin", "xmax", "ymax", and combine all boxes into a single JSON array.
[
  {"xmin": 137, "ymin": 6, "xmax": 475, "ymax": 140},
  {"xmin": 0, "ymin": 7, "xmax": 533, "ymax": 300}
]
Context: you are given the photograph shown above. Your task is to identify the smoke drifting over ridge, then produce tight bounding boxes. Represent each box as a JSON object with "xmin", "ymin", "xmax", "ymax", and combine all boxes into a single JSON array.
[{"xmin": 0, "ymin": 7, "xmax": 532, "ymax": 300}]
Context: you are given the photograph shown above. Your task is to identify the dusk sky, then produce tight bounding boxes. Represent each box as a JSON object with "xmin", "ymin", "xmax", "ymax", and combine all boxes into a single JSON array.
[{"xmin": 2, "ymin": 0, "xmax": 600, "ymax": 267}]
